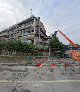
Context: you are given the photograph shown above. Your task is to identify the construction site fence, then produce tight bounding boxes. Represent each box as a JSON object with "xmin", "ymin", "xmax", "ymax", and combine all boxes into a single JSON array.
[
  {"xmin": 25, "ymin": 56, "xmax": 59, "ymax": 61},
  {"xmin": 25, "ymin": 56, "xmax": 68, "ymax": 64}
]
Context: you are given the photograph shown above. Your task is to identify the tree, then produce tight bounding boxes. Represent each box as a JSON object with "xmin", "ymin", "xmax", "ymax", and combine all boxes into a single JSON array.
[
  {"xmin": 50, "ymin": 36, "xmax": 65, "ymax": 58},
  {"xmin": 0, "ymin": 39, "xmax": 39, "ymax": 55},
  {"xmin": 0, "ymin": 41, "xmax": 9, "ymax": 55},
  {"xmin": 27, "ymin": 44, "xmax": 38, "ymax": 55}
]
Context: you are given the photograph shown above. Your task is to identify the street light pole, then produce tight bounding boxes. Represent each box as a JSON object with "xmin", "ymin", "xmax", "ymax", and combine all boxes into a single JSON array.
[
  {"xmin": 49, "ymin": 39, "xmax": 50, "ymax": 58},
  {"xmin": 48, "ymin": 32, "xmax": 52, "ymax": 58}
]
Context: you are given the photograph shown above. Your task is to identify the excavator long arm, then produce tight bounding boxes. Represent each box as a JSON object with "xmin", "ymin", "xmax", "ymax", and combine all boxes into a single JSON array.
[{"xmin": 58, "ymin": 30, "xmax": 78, "ymax": 48}]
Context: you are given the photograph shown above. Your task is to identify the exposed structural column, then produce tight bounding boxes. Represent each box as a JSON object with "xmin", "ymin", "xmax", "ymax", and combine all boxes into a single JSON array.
[
  {"xmin": 38, "ymin": 18, "xmax": 40, "ymax": 46},
  {"xmin": 33, "ymin": 17, "xmax": 36, "ymax": 44}
]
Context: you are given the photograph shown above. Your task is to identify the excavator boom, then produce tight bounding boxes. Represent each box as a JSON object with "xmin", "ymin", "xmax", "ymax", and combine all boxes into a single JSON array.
[{"xmin": 58, "ymin": 30, "xmax": 78, "ymax": 48}]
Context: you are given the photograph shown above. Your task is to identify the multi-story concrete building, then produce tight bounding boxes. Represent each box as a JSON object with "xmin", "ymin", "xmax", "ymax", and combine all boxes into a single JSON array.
[{"xmin": 0, "ymin": 15, "xmax": 48, "ymax": 46}]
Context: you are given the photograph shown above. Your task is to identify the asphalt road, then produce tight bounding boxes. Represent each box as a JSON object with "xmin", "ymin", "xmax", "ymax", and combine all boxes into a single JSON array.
[{"xmin": 0, "ymin": 63, "xmax": 80, "ymax": 92}]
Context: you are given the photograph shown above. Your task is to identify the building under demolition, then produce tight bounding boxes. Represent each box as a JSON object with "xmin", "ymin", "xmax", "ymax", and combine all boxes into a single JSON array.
[{"xmin": 0, "ymin": 15, "xmax": 48, "ymax": 46}]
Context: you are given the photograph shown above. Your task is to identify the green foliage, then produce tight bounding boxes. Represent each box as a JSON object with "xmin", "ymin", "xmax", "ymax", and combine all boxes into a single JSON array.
[
  {"xmin": 0, "ymin": 40, "xmax": 38, "ymax": 55},
  {"xmin": 50, "ymin": 36, "xmax": 61, "ymax": 48},
  {"xmin": 50, "ymin": 36, "xmax": 65, "ymax": 58},
  {"xmin": 0, "ymin": 41, "xmax": 7, "ymax": 50}
]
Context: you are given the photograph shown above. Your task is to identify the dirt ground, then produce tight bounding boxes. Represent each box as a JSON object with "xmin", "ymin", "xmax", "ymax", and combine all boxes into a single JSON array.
[{"xmin": 0, "ymin": 58, "xmax": 80, "ymax": 92}]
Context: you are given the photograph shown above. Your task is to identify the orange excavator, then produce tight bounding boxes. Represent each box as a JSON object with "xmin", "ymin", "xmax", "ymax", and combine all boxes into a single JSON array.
[{"xmin": 54, "ymin": 30, "xmax": 80, "ymax": 62}]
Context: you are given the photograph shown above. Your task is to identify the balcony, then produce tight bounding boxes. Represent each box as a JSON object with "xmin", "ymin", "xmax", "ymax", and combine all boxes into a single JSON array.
[
  {"xmin": 17, "ymin": 24, "xmax": 33, "ymax": 31},
  {"xmin": 27, "ymin": 35, "xmax": 34, "ymax": 39}
]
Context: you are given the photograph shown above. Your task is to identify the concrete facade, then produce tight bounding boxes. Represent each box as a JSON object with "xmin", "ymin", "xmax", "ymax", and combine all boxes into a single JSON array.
[{"xmin": 0, "ymin": 16, "xmax": 48, "ymax": 46}]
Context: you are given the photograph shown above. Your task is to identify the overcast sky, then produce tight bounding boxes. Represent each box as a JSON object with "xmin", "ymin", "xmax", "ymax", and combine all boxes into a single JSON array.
[{"xmin": 0, "ymin": 0, "xmax": 80, "ymax": 44}]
